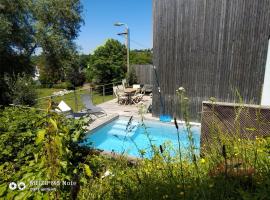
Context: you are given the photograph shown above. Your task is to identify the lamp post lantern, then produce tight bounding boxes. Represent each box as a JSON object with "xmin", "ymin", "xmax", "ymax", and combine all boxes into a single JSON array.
[{"xmin": 114, "ymin": 22, "xmax": 130, "ymax": 73}]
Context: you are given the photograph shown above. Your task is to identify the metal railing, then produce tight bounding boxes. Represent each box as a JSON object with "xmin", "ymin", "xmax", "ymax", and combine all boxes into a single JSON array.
[{"xmin": 35, "ymin": 81, "xmax": 122, "ymax": 112}]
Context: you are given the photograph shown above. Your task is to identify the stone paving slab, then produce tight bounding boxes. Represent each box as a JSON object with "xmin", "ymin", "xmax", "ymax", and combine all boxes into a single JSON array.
[{"xmin": 97, "ymin": 95, "xmax": 155, "ymax": 119}]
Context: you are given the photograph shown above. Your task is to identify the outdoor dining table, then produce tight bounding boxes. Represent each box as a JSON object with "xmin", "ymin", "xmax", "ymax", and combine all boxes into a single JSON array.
[{"xmin": 124, "ymin": 88, "xmax": 137, "ymax": 104}]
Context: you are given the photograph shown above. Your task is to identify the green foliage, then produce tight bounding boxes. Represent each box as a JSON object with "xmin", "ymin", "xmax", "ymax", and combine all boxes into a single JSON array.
[
  {"xmin": 0, "ymin": 0, "xmax": 83, "ymax": 105},
  {"xmin": 66, "ymin": 61, "xmax": 86, "ymax": 87},
  {"xmin": 130, "ymin": 49, "xmax": 152, "ymax": 64},
  {"xmin": 86, "ymin": 39, "xmax": 126, "ymax": 85},
  {"xmin": 34, "ymin": 0, "xmax": 83, "ymax": 85},
  {"xmin": 0, "ymin": 106, "xmax": 89, "ymax": 199},
  {"xmin": 126, "ymin": 66, "xmax": 138, "ymax": 86},
  {"xmin": 4, "ymin": 74, "xmax": 38, "ymax": 106},
  {"xmin": 0, "ymin": 0, "xmax": 35, "ymax": 76},
  {"xmin": 0, "ymin": 0, "xmax": 35, "ymax": 105},
  {"xmin": 78, "ymin": 54, "xmax": 90, "ymax": 70}
]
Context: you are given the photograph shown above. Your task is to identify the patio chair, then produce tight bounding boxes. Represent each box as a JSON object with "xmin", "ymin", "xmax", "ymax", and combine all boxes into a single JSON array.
[
  {"xmin": 81, "ymin": 94, "xmax": 106, "ymax": 117},
  {"xmin": 117, "ymin": 85, "xmax": 125, "ymax": 92},
  {"xmin": 143, "ymin": 84, "xmax": 153, "ymax": 93},
  {"xmin": 132, "ymin": 84, "xmax": 141, "ymax": 90},
  {"xmin": 114, "ymin": 87, "xmax": 128, "ymax": 104},
  {"xmin": 137, "ymin": 88, "xmax": 146, "ymax": 102},
  {"xmin": 132, "ymin": 87, "xmax": 146, "ymax": 104},
  {"xmin": 131, "ymin": 90, "xmax": 141, "ymax": 104},
  {"xmin": 55, "ymin": 100, "xmax": 89, "ymax": 118},
  {"xmin": 55, "ymin": 100, "xmax": 72, "ymax": 113},
  {"xmin": 122, "ymin": 79, "xmax": 127, "ymax": 89}
]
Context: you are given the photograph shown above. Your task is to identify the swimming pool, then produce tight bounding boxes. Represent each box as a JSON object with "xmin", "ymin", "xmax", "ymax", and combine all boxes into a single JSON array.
[{"xmin": 83, "ymin": 117, "xmax": 200, "ymax": 159}]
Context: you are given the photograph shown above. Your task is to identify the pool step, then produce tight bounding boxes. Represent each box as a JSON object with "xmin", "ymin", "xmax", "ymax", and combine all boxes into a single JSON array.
[
  {"xmin": 108, "ymin": 129, "xmax": 136, "ymax": 138},
  {"xmin": 115, "ymin": 120, "xmax": 139, "ymax": 127},
  {"xmin": 108, "ymin": 121, "xmax": 139, "ymax": 138}
]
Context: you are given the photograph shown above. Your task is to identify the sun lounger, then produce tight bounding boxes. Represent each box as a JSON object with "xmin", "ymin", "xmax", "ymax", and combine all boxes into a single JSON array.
[
  {"xmin": 81, "ymin": 94, "xmax": 106, "ymax": 117},
  {"xmin": 55, "ymin": 100, "xmax": 88, "ymax": 118}
]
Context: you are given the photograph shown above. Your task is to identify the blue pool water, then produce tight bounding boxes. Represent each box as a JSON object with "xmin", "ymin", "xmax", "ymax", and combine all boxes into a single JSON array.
[{"xmin": 83, "ymin": 117, "xmax": 200, "ymax": 158}]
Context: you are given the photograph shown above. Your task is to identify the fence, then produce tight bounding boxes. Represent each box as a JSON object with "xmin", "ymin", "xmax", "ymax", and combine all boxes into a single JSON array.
[
  {"xmin": 132, "ymin": 64, "xmax": 154, "ymax": 85},
  {"xmin": 200, "ymin": 101, "xmax": 270, "ymax": 154},
  {"xmin": 35, "ymin": 82, "xmax": 122, "ymax": 112}
]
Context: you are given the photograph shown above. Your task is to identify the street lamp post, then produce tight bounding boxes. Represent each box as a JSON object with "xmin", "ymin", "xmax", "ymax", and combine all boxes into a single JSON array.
[{"xmin": 114, "ymin": 22, "xmax": 130, "ymax": 73}]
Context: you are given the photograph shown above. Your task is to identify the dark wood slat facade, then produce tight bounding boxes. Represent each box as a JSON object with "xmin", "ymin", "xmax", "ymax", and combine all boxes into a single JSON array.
[
  {"xmin": 153, "ymin": 0, "xmax": 270, "ymax": 121},
  {"xmin": 132, "ymin": 64, "xmax": 154, "ymax": 85}
]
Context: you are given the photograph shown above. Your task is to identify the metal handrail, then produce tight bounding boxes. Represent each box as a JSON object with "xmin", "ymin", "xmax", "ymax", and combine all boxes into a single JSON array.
[{"xmin": 35, "ymin": 81, "xmax": 122, "ymax": 101}]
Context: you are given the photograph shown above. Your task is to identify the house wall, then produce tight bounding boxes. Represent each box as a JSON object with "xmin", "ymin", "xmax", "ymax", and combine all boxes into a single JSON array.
[
  {"xmin": 152, "ymin": 0, "xmax": 270, "ymax": 121},
  {"xmin": 132, "ymin": 64, "xmax": 154, "ymax": 85}
]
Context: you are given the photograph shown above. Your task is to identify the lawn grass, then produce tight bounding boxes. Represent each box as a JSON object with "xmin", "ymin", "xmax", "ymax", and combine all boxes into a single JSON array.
[
  {"xmin": 35, "ymin": 87, "xmax": 114, "ymax": 111},
  {"xmin": 36, "ymin": 88, "xmax": 62, "ymax": 98}
]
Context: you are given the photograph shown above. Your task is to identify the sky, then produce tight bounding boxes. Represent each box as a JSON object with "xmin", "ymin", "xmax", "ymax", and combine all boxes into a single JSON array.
[{"xmin": 75, "ymin": 0, "xmax": 152, "ymax": 54}]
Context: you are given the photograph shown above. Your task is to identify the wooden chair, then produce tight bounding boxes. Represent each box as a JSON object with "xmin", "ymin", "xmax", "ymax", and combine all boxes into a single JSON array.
[{"xmin": 114, "ymin": 87, "xmax": 128, "ymax": 104}]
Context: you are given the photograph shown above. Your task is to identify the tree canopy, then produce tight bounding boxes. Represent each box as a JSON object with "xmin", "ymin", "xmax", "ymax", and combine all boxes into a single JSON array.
[
  {"xmin": 130, "ymin": 49, "xmax": 152, "ymax": 65},
  {"xmin": 0, "ymin": 0, "xmax": 83, "ymax": 105},
  {"xmin": 86, "ymin": 39, "xmax": 127, "ymax": 85}
]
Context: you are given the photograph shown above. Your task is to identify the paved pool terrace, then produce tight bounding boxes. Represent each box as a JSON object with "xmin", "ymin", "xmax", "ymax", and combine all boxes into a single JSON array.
[{"xmin": 86, "ymin": 96, "xmax": 200, "ymax": 132}]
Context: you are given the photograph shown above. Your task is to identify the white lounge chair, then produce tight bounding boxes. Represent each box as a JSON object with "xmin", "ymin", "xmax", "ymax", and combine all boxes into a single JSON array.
[{"xmin": 55, "ymin": 100, "xmax": 88, "ymax": 118}]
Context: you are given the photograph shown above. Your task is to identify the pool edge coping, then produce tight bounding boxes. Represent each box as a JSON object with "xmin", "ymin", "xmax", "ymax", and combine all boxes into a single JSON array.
[{"xmin": 86, "ymin": 114, "xmax": 119, "ymax": 132}]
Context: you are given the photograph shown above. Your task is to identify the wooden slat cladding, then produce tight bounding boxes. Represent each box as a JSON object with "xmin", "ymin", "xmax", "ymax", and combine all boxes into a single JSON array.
[
  {"xmin": 200, "ymin": 101, "xmax": 270, "ymax": 153},
  {"xmin": 153, "ymin": 0, "xmax": 270, "ymax": 121},
  {"xmin": 132, "ymin": 64, "xmax": 154, "ymax": 85}
]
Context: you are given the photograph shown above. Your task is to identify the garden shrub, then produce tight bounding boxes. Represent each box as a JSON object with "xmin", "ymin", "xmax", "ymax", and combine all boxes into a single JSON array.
[
  {"xmin": 0, "ymin": 105, "xmax": 91, "ymax": 199},
  {"xmin": 4, "ymin": 73, "xmax": 38, "ymax": 106}
]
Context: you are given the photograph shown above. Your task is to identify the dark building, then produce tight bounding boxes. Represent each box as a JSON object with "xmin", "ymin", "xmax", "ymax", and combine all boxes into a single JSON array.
[{"xmin": 152, "ymin": 0, "xmax": 270, "ymax": 121}]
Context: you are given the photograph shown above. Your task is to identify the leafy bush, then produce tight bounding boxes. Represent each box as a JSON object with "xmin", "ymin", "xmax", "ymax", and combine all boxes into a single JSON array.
[
  {"xmin": 66, "ymin": 69, "xmax": 86, "ymax": 87},
  {"xmin": 0, "ymin": 105, "xmax": 90, "ymax": 199},
  {"xmin": 5, "ymin": 74, "xmax": 38, "ymax": 106},
  {"xmin": 130, "ymin": 49, "xmax": 152, "ymax": 64}
]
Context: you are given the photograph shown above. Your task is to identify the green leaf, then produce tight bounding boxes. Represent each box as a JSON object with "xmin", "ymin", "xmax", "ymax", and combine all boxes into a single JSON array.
[
  {"xmin": 49, "ymin": 118, "xmax": 58, "ymax": 130},
  {"xmin": 60, "ymin": 161, "xmax": 67, "ymax": 171},
  {"xmin": 0, "ymin": 183, "xmax": 7, "ymax": 197},
  {"xmin": 72, "ymin": 131, "xmax": 81, "ymax": 142},
  {"xmin": 34, "ymin": 153, "xmax": 38, "ymax": 163},
  {"xmin": 14, "ymin": 191, "xmax": 30, "ymax": 200},
  {"xmin": 35, "ymin": 129, "xmax": 46, "ymax": 144},
  {"xmin": 84, "ymin": 164, "xmax": 92, "ymax": 177}
]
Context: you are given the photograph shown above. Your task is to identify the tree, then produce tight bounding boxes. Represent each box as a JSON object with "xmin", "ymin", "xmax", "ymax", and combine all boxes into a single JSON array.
[
  {"xmin": 5, "ymin": 73, "xmax": 38, "ymax": 106},
  {"xmin": 0, "ymin": 0, "xmax": 36, "ymax": 104},
  {"xmin": 34, "ymin": 0, "xmax": 83, "ymax": 84},
  {"xmin": 0, "ymin": 0, "xmax": 83, "ymax": 105},
  {"xmin": 87, "ymin": 39, "xmax": 126, "ymax": 85},
  {"xmin": 130, "ymin": 49, "xmax": 152, "ymax": 64}
]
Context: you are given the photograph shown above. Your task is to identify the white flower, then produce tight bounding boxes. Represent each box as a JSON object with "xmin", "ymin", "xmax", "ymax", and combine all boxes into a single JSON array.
[{"xmin": 178, "ymin": 87, "xmax": 185, "ymax": 92}]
